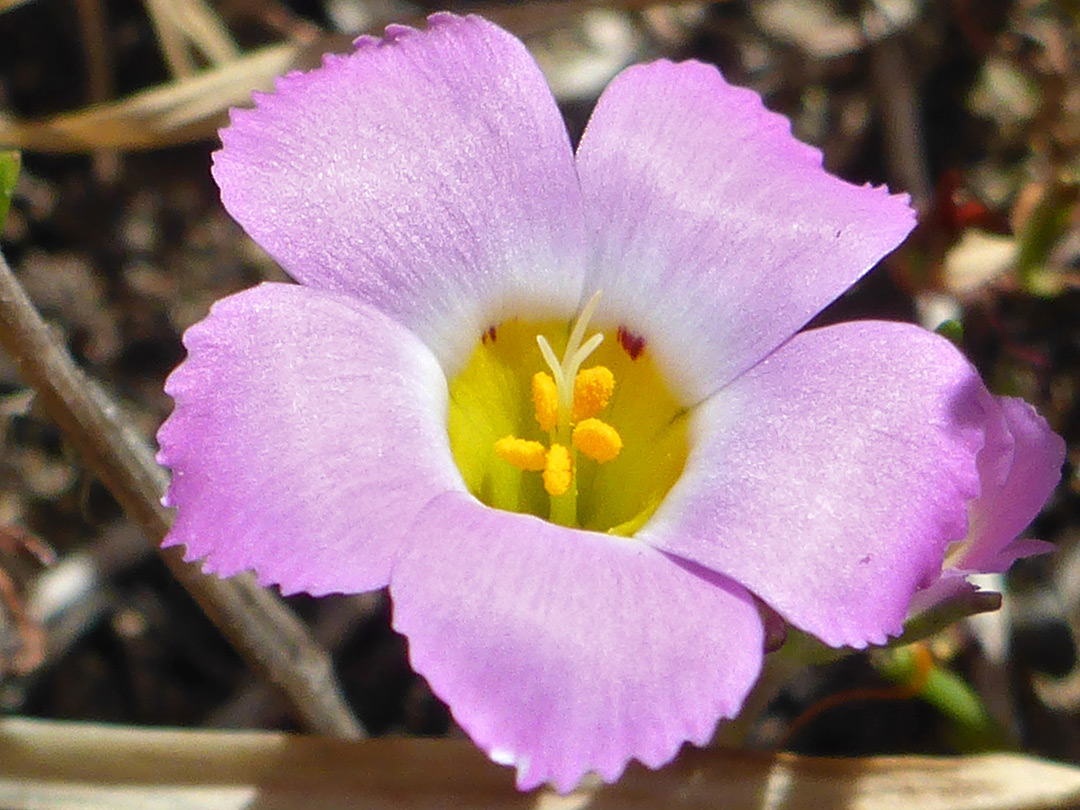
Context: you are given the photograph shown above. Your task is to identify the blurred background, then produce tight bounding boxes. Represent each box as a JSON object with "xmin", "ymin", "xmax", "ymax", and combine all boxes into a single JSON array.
[{"xmin": 0, "ymin": 0, "xmax": 1077, "ymax": 769}]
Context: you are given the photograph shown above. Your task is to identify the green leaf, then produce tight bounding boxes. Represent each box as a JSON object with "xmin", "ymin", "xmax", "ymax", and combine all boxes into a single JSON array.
[
  {"xmin": 873, "ymin": 644, "xmax": 1010, "ymax": 751},
  {"xmin": 0, "ymin": 150, "xmax": 20, "ymax": 233},
  {"xmin": 935, "ymin": 319, "xmax": 964, "ymax": 347},
  {"xmin": 1016, "ymin": 182, "xmax": 1079, "ymax": 294}
]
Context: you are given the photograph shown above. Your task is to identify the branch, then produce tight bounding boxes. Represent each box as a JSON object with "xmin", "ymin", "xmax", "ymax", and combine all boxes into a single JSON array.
[
  {"xmin": 3, "ymin": 717, "xmax": 1080, "ymax": 810},
  {"xmin": 0, "ymin": 247, "xmax": 364, "ymax": 739}
]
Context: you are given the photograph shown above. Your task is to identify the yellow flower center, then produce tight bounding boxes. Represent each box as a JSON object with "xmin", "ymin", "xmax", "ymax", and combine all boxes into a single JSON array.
[{"xmin": 447, "ymin": 293, "xmax": 689, "ymax": 534}]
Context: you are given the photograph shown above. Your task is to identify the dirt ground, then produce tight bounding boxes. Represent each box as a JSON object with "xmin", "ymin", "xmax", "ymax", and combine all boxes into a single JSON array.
[{"xmin": 1, "ymin": 0, "xmax": 1079, "ymax": 775}]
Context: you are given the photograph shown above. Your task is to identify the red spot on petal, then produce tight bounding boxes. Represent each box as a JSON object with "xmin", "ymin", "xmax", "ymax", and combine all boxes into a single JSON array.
[
  {"xmin": 482, "ymin": 325, "xmax": 497, "ymax": 345},
  {"xmin": 617, "ymin": 326, "xmax": 645, "ymax": 360}
]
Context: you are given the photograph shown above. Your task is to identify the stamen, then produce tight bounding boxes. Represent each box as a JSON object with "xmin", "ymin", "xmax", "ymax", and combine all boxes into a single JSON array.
[
  {"xmin": 494, "ymin": 437, "xmax": 548, "ymax": 471},
  {"xmin": 571, "ymin": 366, "xmax": 615, "ymax": 422},
  {"xmin": 543, "ymin": 444, "xmax": 573, "ymax": 496},
  {"xmin": 492, "ymin": 290, "xmax": 619, "ymax": 525},
  {"xmin": 573, "ymin": 418, "xmax": 623, "ymax": 463},
  {"xmin": 532, "ymin": 372, "xmax": 559, "ymax": 432}
]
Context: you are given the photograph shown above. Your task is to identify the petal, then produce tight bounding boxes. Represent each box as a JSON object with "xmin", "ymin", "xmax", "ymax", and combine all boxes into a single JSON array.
[
  {"xmin": 157, "ymin": 282, "xmax": 463, "ymax": 595},
  {"xmin": 213, "ymin": 13, "xmax": 587, "ymax": 373},
  {"xmin": 903, "ymin": 574, "xmax": 977, "ymax": 622},
  {"xmin": 391, "ymin": 492, "xmax": 763, "ymax": 793},
  {"xmin": 575, "ymin": 60, "xmax": 915, "ymax": 401},
  {"xmin": 955, "ymin": 396, "xmax": 1064, "ymax": 573},
  {"xmin": 636, "ymin": 321, "xmax": 991, "ymax": 648}
]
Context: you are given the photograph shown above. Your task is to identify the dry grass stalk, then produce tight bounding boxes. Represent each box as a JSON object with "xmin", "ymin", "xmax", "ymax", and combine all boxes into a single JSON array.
[{"xmin": 1, "ymin": 717, "xmax": 1079, "ymax": 810}]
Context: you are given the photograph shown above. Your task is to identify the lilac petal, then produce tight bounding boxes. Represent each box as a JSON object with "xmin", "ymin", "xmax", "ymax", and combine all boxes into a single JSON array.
[
  {"xmin": 391, "ymin": 492, "xmax": 763, "ymax": 793},
  {"xmin": 213, "ymin": 14, "xmax": 586, "ymax": 373},
  {"xmin": 893, "ymin": 398, "xmax": 1060, "ymax": 620},
  {"xmin": 575, "ymin": 60, "xmax": 916, "ymax": 401},
  {"xmin": 157, "ymin": 282, "xmax": 463, "ymax": 595},
  {"xmin": 636, "ymin": 321, "xmax": 992, "ymax": 648},
  {"xmin": 954, "ymin": 396, "xmax": 1064, "ymax": 573}
]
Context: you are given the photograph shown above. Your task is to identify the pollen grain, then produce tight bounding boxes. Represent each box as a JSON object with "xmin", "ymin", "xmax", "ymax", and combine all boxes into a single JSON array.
[
  {"xmin": 543, "ymin": 444, "xmax": 573, "ymax": 496},
  {"xmin": 571, "ymin": 366, "xmax": 615, "ymax": 422},
  {"xmin": 532, "ymin": 371, "xmax": 559, "ymax": 432},
  {"xmin": 572, "ymin": 418, "xmax": 623, "ymax": 463},
  {"xmin": 494, "ymin": 436, "xmax": 548, "ymax": 472}
]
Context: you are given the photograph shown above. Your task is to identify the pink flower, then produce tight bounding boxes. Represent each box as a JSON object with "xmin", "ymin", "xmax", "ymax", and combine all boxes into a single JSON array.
[{"xmin": 157, "ymin": 14, "xmax": 1064, "ymax": 792}]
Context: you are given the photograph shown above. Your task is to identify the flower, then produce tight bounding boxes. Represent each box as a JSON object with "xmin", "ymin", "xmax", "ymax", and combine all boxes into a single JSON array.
[
  {"xmin": 908, "ymin": 396, "xmax": 1064, "ymax": 616},
  {"xmin": 156, "ymin": 13, "xmax": 1064, "ymax": 793}
]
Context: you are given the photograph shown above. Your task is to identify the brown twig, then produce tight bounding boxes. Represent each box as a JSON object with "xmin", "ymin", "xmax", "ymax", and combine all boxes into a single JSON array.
[
  {"xmin": 0, "ymin": 524, "xmax": 53, "ymax": 674},
  {"xmin": 870, "ymin": 34, "xmax": 933, "ymax": 212},
  {"xmin": 73, "ymin": 0, "xmax": 121, "ymax": 182},
  {"xmin": 0, "ymin": 247, "xmax": 364, "ymax": 739},
  {"xmin": 778, "ymin": 644, "xmax": 935, "ymax": 749},
  {"xmin": 146, "ymin": 0, "xmax": 200, "ymax": 77},
  {"xmin": 3, "ymin": 717, "xmax": 1080, "ymax": 810}
]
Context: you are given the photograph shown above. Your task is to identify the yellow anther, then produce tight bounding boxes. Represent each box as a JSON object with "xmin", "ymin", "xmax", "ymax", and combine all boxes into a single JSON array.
[
  {"xmin": 532, "ymin": 371, "xmax": 559, "ymax": 432},
  {"xmin": 571, "ymin": 366, "xmax": 615, "ymax": 422},
  {"xmin": 543, "ymin": 444, "xmax": 573, "ymax": 496},
  {"xmin": 494, "ymin": 436, "xmax": 548, "ymax": 472},
  {"xmin": 572, "ymin": 418, "xmax": 623, "ymax": 463}
]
